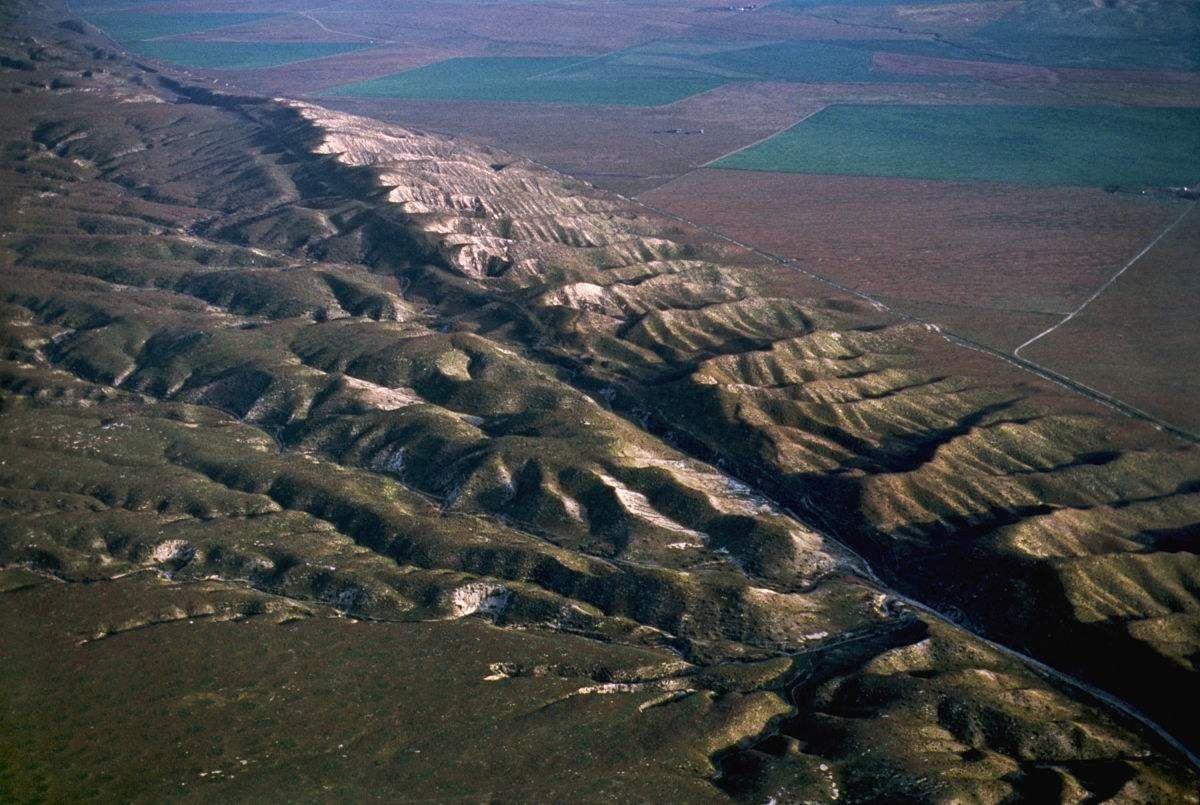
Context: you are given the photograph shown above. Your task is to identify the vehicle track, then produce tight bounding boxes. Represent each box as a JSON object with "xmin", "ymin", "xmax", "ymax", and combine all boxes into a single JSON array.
[
  {"xmin": 626, "ymin": 195, "xmax": 1200, "ymax": 443},
  {"xmin": 698, "ymin": 105, "xmax": 826, "ymax": 168},
  {"xmin": 297, "ymin": 5, "xmax": 398, "ymax": 44},
  {"xmin": 1014, "ymin": 201, "xmax": 1195, "ymax": 357}
]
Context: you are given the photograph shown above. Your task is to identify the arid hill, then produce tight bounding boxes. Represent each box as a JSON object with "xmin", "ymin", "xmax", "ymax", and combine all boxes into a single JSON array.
[{"xmin": 1, "ymin": 6, "xmax": 1197, "ymax": 801}]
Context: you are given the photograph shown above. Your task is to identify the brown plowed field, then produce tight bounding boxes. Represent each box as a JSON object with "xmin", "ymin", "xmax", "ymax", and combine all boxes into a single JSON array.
[
  {"xmin": 1023, "ymin": 205, "xmax": 1200, "ymax": 432},
  {"xmin": 640, "ymin": 170, "xmax": 1182, "ymax": 350}
]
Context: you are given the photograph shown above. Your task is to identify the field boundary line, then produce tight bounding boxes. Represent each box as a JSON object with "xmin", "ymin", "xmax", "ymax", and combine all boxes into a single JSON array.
[
  {"xmin": 699, "ymin": 105, "xmax": 826, "ymax": 168},
  {"xmin": 1014, "ymin": 201, "xmax": 1195, "ymax": 358},
  {"xmin": 142, "ymin": 16, "xmax": 281, "ymax": 43},
  {"xmin": 523, "ymin": 39, "xmax": 662, "ymax": 80},
  {"xmin": 297, "ymin": 10, "xmax": 396, "ymax": 44},
  {"xmin": 631, "ymin": 106, "xmax": 827, "ymax": 199}
]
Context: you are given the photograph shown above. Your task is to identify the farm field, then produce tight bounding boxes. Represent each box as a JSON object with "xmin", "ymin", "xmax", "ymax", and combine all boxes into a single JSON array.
[
  {"xmin": 81, "ymin": 11, "xmax": 277, "ymax": 42},
  {"xmin": 318, "ymin": 76, "xmax": 1158, "ymax": 196},
  {"xmin": 324, "ymin": 55, "xmax": 727, "ymax": 107},
  {"xmin": 81, "ymin": 7, "xmax": 371, "ymax": 69},
  {"xmin": 1021, "ymin": 208, "xmax": 1200, "ymax": 433},
  {"xmin": 640, "ymin": 170, "xmax": 1183, "ymax": 352},
  {"xmin": 713, "ymin": 104, "xmax": 1200, "ymax": 186},
  {"xmin": 129, "ymin": 41, "xmax": 372, "ymax": 70},
  {"xmin": 324, "ymin": 39, "xmax": 968, "ymax": 107},
  {"xmin": 696, "ymin": 39, "xmax": 954, "ymax": 82},
  {"xmin": 970, "ymin": 0, "xmax": 1200, "ymax": 71},
  {"xmin": 779, "ymin": 0, "xmax": 1200, "ymax": 72},
  {"xmin": 320, "ymin": 83, "xmax": 836, "ymax": 195}
]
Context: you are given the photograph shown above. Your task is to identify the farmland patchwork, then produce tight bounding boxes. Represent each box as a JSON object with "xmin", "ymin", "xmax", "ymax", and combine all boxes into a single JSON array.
[
  {"xmin": 83, "ymin": 10, "xmax": 371, "ymax": 69},
  {"xmin": 324, "ymin": 40, "xmax": 968, "ymax": 107},
  {"xmin": 324, "ymin": 55, "xmax": 727, "ymax": 106},
  {"xmin": 713, "ymin": 104, "xmax": 1200, "ymax": 186}
]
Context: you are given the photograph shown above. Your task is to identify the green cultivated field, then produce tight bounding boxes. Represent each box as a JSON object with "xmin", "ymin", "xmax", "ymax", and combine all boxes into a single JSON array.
[
  {"xmin": 325, "ymin": 39, "xmax": 964, "ymax": 107},
  {"xmin": 325, "ymin": 56, "xmax": 725, "ymax": 106},
  {"xmin": 776, "ymin": 0, "xmax": 1199, "ymax": 71},
  {"xmin": 84, "ymin": 10, "xmax": 371, "ymax": 70},
  {"xmin": 128, "ymin": 41, "xmax": 372, "ymax": 70},
  {"xmin": 776, "ymin": 0, "xmax": 1198, "ymax": 70},
  {"xmin": 714, "ymin": 105, "xmax": 1200, "ymax": 186},
  {"xmin": 84, "ymin": 12, "xmax": 276, "ymax": 42}
]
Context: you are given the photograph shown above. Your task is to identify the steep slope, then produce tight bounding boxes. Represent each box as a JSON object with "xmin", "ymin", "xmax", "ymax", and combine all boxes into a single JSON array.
[
  {"xmin": 0, "ymin": 10, "xmax": 1197, "ymax": 801},
  {"xmin": 279, "ymin": 98, "xmax": 1200, "ymax": 758}
]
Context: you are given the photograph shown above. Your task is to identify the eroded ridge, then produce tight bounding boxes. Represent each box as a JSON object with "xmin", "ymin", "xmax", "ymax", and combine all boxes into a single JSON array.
[
  {"xmin": 285, "ymin": 97, "xmax": 1200, "ymax": 749},
  {"xmin": 0, "ymin": 16, "xmax": 1197, "ymax": 802}
]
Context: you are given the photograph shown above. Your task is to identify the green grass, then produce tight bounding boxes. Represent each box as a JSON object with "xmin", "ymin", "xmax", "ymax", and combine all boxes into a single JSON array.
[
  {"xmin": 125, "ymin": 40, "xmax": 372, "ymax": 70},
  {"xmin": 713, "ymin": 105, "xmax": 1200, "ymax": 186},
  {"xmin": 84, "ymin": 11, "xmax": 276, "ymax": 42},
  {"xmin": 324, "ymin": 56, "xmax": 725, "ymax": 106}
]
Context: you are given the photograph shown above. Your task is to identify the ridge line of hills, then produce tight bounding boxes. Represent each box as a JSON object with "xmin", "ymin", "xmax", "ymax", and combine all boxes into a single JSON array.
[{"xmin": 1, "ymin": 5, "xmax": 1199, "ymax": 800}]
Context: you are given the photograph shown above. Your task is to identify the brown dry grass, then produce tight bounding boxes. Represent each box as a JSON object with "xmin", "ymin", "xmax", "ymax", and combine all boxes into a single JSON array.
[
  {"xmin": 1024, "ymin": 206, "xmax": 1200, "ymax": 432},
  {"xmin": 640, "ymin": 170, "xmax": 1181, "ymax": 350}
]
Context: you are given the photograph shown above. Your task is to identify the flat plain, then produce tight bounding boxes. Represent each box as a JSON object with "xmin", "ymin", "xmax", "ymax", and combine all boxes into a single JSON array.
[
  {"xmin": 713, "ymin": 105, "xmax": 1200, "ymax": 186},
  {"xmin": 639, "ymin": 171, "xmax": 1182, "ymax": 348},
  {"xmin": 1020, "ymin": 208, "xmax": 1200, "ymax": 431},
  {"xmin": 325, "ymin": 55, "xmax": 728, "ymax": 106},
  {"xmin": 79, "ymin": 5, "xmax": 371, "ymax": 69},
  {"xmin": 81, "ymin": 11, "xmax": 277, "ymax": 41},
  {"xmin": 130, "ymin": 41, "xmax": 372, "ymax": 70}
]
